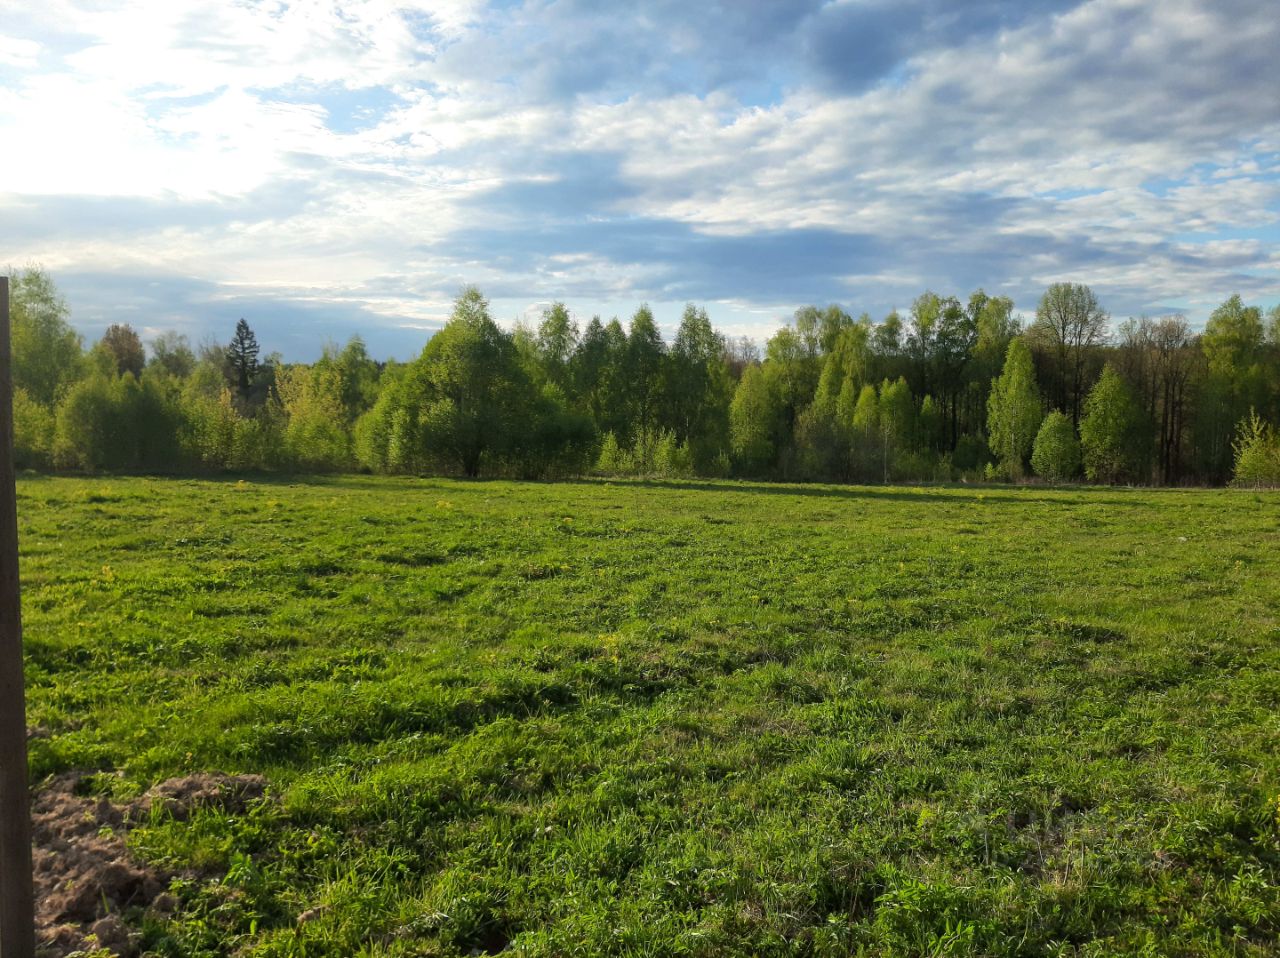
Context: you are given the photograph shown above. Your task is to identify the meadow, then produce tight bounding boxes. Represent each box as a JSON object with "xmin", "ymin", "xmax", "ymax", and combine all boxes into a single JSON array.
[{"xmin": 18, "ymin": 474, "xmax": 1280, "ymax": 956}]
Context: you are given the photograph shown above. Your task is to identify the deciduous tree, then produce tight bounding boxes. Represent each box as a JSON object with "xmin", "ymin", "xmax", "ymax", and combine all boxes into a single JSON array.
[
  {"xmin": 986, "ymin": 338, "xmax": 1042, "ymax": 478},
  {"xmin": 1031, "ymin": 411, "xmax": 1081, "ymax": 482},
  {"xmin": 1080, "ymin": 364, "xmax": 1151, "ymax": 484},
  {"xmin": 99, "ymin": 323, "xmax": 146, "ymax": 377},
  {"xmin": 8, "ymin": 267, "xmax": 83, "ymax": 405},
  {"xmin": 729, "ymin": 364, "xmax": 775, "ymax": 474},
  {"xmin": 1030, "ymin": 283, "xmax": 1109, "ymax": 425}
]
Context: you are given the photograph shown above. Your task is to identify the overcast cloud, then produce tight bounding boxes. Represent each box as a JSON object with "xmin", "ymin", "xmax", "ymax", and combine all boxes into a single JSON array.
[{"xmin": 1, "ymin": 0, "xmax": 1277, "ymax": 358}]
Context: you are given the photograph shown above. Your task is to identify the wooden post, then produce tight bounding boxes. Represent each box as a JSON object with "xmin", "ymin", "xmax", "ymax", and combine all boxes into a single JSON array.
[{"xmin": 0, "ymin": 275, "xmax": 36, "ymax": 958}]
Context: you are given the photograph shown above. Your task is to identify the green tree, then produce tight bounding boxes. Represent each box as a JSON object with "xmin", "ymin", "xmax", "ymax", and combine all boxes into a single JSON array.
[
  {"xmin": 668, "ymin": 304, "xmax": 731, "ymax": 467},
  {"xmin": 149, "ymin": 331, "xmax": 196, "ymax": 379},
  {"xmin": 226, "ymin": 318, "xmax": 261, "ymax": 399},
  {"xmin": 986, "ymin": 338, "xmax": 1042, "ymax": 478},
  {"xmin": 1231, "ymin": 410, "xmax": 1280, "ymax": 487},
  {"xmin": 12, "ymin": 388, "xmax": 55, "ymax": 469},
  {"xmin": 967, "ymin": 291, "xmax": 1018, "ymax": 441},
  {"xmin": 817, "ymin": 305, "xmax": 853, "ymax": 355},
  {"xmin": 354, "ymin": 363, "xmax": 409, "ymax": 473},
  {"xmin": 1202, "ymin": 294, "xmax": 1265, "ymax": 375},
  {"xmin": 511, "ymin": 319, "xmax": 542, "ymax": 385},
  {"xmin": 850, "ymin": 383, "xmax": 880, "ymax": 481},
  {"xmin": 99, "ymin": 323, "xmax": 146, "ymax": 377},
  {"xmin": 8, "ymin": 266, "xmax": 83, "ymax": 405},
  {"xmin": 1030, "ymin": 411, "xmax": 1081, "ymax": 482},
  {"xmin": 574, "ymin": 317, "xmax": 630, "ymax": 441},
  {"xmin": 971, "ymin": 291, "xmax": 1019, "ymax": 371},
  {"xmin": 54, "ymin": 372, "xmax": 184, "ymax": 471},
  {"xmin": 1080, "ymin": 364, "xmax": 1151, "ymax": 483},
  {"xmin": 537, "ymin": 303, "xmax": 579, "ymax": 392},
  {"xmin": 1029, "ymin": 283, "xmax": 1108, "ymax": 425},
  {"xmin": 514, "ymin": 385, "xmax": 596, "ymax": 479},
  {"xmin": 931, "ymin": 296, "xmax": 977, "ymax": 446},
  {"xmin": 1194, "ymin": 294, "xmax": 1269, "ymax": 481},
  {"xmin": 1117, "ymin": 316, "xmax": 1197, "ymax": 484},
  {"xmin": 918, "ymin": 395, "xmax": 942, "ymax": 452},
  {"xmin": 414, "ymin": 287, "xmax": 530, "ymax": 477},
  {"xmin": 331, "ymin": 336, "xmax": 381, "ymax": 421},
  {"xmin": 873, "ymin": 310, "xmax": 903, "ymax": 358},
  {"xmin": 729, "ymin": 364, "xmax": 775, "ymax": 473},
  {"xmin": 356, "ymin": 288, "xmax": 561, "ymax": 478},
  {"xmin": 762, "ymin": 325, "xmax": 819, "ymax": 462},
  {"xmin": 792, "ymin": 306, "xmax": 822, "ymax": 358},
  {"xmin": 571, "ymin": 318, "xmax": 607, "ymax": 432},
  {"xmin": 878, "ymin": 377, "xmax": 915, "ymax": 482},
  {"xmin": 796, "ymin": 324, "xmax": 870, "ymax": 481},
  {"xmin": 625, "ymin": 305, "xmax": 666, "ymax": 437},
  {"xmin": 791, "ymin": 304, "xmax": 852, "ymax": 356},
  {"xmin": 795, "ymin": 357, "xmax": 844, "ymax": 480},
  {"xmin": 277, "ymin": 362, "xmax": 351, "ymax": 470}
]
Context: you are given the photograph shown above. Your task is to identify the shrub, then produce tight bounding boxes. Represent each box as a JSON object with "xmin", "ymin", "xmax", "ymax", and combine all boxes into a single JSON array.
[
  {"xmin": 594, "ymin": 429, "xmax": 692, "ymax": 479},
  {"xmin": 890, "ymin": 450, "xmax": 934, "ymax": 483},
  {"xmin": 277, "ymin": 364, "xmax": 351, "ymax": 471},
  {"xmin": 511, "ymin": 391, "xmax": 596, "ymax": 479},
  {"xmin": 653, "ymin": 430, "xmax": 693, "ymax": 478},
  {"xmin": 180, "ymin": 388, "xmax": 239, "ymax": 470},
  {"xmin": 595, "ymin": 432, "xmax": 631, "ymax": 476},
  {"xmin": 54, "ymin": 373, "xmax": 184, "ymax": 471},
  {"xmin": 13, "ymin": 388, "xmax": 55, "ymax": 469},
  {"xmin": 1231, "ymin": 411, "xmax": 1280, "ymax": 488},
  {"xmin": 952, "ymin": 433, "xmax": 992, "ymax": 473}
]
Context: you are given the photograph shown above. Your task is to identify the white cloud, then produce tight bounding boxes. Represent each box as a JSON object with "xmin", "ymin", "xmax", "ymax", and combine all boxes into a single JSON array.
[
  {"xmin": 0, "ymin": 0, "xmax": 1277, "ymax": 354},
  {"xmin": 0, "ymin": 33, "xmax": 40, "ymax": 67}
]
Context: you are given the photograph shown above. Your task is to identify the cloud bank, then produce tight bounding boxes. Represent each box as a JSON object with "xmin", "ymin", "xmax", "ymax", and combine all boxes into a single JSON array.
[{"xmin": 1, "ymin": 0, "xmax": 1277, "ymax": 357}]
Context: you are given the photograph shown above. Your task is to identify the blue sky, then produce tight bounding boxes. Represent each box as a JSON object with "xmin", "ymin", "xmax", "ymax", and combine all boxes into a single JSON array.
[{"xmin": 1, "ymin": 0, "xmax": 1278, "ymax": 360}]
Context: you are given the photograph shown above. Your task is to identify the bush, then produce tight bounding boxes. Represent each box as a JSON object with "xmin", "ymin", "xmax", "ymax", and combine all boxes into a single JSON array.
[
  {"xmin": 353, "ymin": 372, "xmax": 425, "ymax": 475},
  {"xmin": 707, "ymin": 450, "xmax": 732, "ymax": 478},
  {"xmin": 952, "ymin": 433, "xmax": 992, "ymax": 472},
  {"xmin": 1031, "ymin": 411, "xmax": 1082, "ymax": 482},
  {"xmin": 13, "ymin": 388, "xmax": 55, "ymax": 469},
  {"xmin": 653, "ymin": 429, "xmax": 693, "ymax": 478},
  {"xmin": 277, "ymin": 365, "xmax": 351, "ymax": 471},
  {"xmin": 512, "ymin": 391, "xmax": 596, "ymax": 479},
  {"xmin": 595, "ymin": 428, "xmax": 692, "ymax": 479},
  {"xmin": 890, "ymin": 450, "xmax": 934, "ymax": 483},
  {"xmin": 178, "ymin": 384, "xmax": 286, "ymax": 472},
  {"xmin": 54, "ymin": 373, "xmax": 184, "ymax": 471},
  {"xmin": 1231, "ymin": 411, "xmax": 1280, "ymax": 488},
  {"xmin": 180, "ymin": 389, "xmax": 239, "ymax": 470},
  {"xmin": 595, "ymin": 431, "xmax": 631, "ymax": 475}
]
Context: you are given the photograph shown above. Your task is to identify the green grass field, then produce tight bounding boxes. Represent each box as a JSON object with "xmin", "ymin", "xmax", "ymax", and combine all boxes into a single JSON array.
[{"xmin": 18, "ymin": 475, "xmax": 1280, "ymax": 956}]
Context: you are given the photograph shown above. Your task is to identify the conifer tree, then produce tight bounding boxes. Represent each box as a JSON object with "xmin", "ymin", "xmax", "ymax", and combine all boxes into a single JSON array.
[{"xmin": 226, "ymin": 318, "xmax": 261, "ymax": 398}]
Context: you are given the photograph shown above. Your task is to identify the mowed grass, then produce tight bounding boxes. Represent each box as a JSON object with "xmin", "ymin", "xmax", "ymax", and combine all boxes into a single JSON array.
[{"xmin": 17, "ymin": 474, "xmax": 1280, "ymax": 957}]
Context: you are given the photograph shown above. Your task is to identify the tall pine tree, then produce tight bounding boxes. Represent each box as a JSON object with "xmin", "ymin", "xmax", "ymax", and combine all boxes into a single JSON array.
[{"xmin": 226, "ymin": 318, "xmax": 261, "ymax": 398}]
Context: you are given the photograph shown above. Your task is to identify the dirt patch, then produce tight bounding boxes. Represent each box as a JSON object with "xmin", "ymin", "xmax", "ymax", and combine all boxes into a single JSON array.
[
  {"xmin": 134, "ymin": 772, "xmax": 267, "ymax": 822},
  {"xmin": 34, "ymin": 771, "xmax": 269, "ymax": 957}
]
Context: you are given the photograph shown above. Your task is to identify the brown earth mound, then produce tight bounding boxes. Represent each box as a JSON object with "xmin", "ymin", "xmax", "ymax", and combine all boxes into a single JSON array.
[{"xmin": 33, "ymin": 771, "xmax": 268, "ymax": 957}]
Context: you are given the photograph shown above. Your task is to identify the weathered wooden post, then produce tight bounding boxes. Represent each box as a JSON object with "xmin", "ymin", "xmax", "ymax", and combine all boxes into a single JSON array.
[{"xmin": 0, "ymin": 274, "xmax": 36, "ymax": 958}]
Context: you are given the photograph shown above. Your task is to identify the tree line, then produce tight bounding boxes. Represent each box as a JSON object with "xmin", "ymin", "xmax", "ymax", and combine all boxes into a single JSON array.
[{"xmin": 7, "ymin": 268, "xmax": 1280, "ymax": 486}]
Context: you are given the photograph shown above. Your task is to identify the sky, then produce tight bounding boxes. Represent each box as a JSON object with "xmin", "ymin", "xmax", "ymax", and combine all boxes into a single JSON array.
[{"xmin": 1, "ymin": 0, "xmax": 1278, "ymax": 361}]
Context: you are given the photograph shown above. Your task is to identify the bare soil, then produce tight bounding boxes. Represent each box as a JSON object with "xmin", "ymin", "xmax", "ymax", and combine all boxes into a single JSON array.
[{"xmin": 33, "ymin": 771, "xmax": 268, "ymax": 957}]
